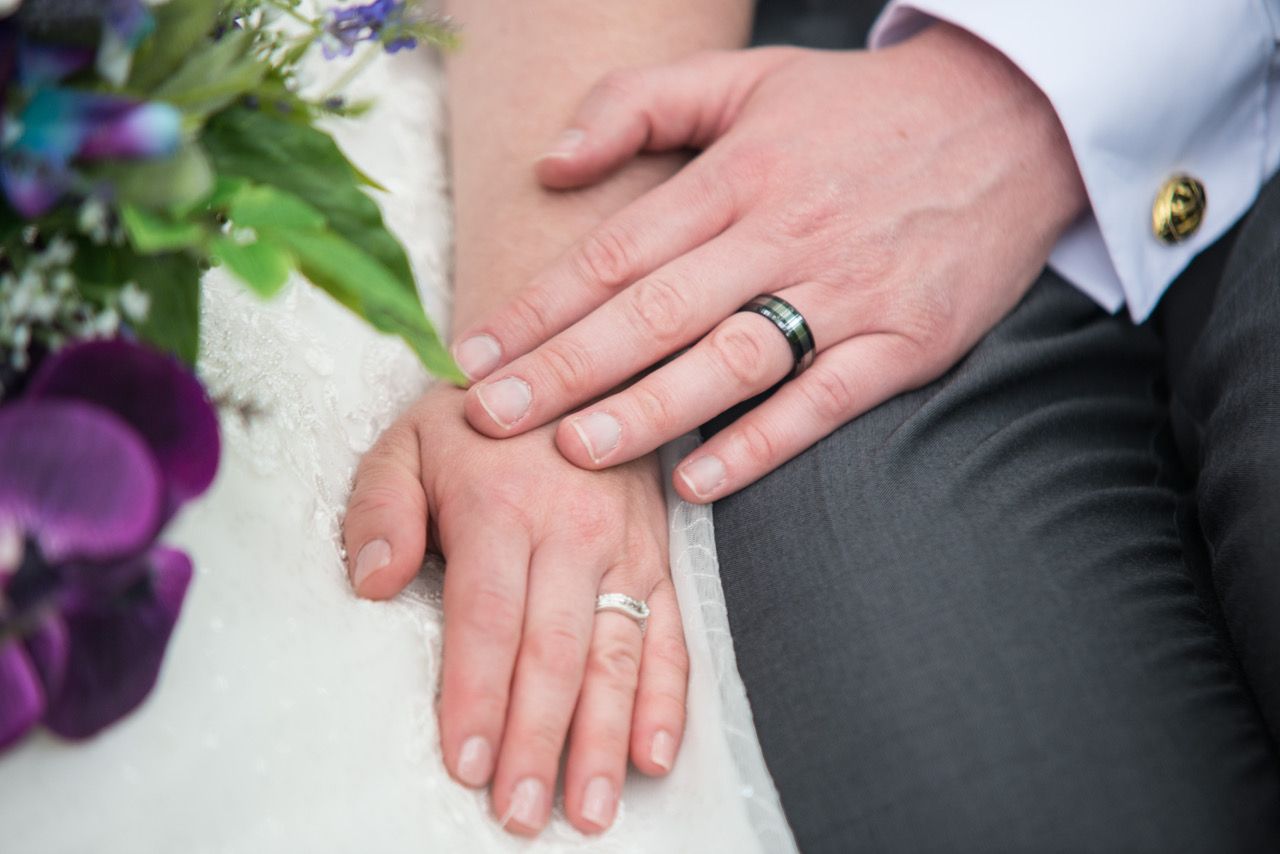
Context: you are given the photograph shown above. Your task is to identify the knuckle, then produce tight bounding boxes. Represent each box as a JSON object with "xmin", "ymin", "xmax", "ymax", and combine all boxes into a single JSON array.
[
  {"xmin": 734, "ymin": 419, "xmax": 781, "ymax": 467},
  {"xmin": 626, "ymin": 381, "xmax": 679, "ymax": 437},
  {"xmin": 719, "ymin": 142, "xmax": 777, "ymax": 189},
  {"xmin": 799, "ymin": 367, "xmax": 857, "ymax": 423},
  {"xmin": 345, "ymin": 482, "xmax": 409, "ymax": 520},
  {"xmin": 538, "ymin": 338, "xmax": 596, "ymax": 398},
  {"xmin": 647, "ymin": 633, "xmax": 690, "ymax": 677},
  {"xmin": 708, "ymin": 323, "xmax": 772, "ymax": 389},
  {"xmin": 574, "ymin": 226, "xmax": 641, "ymax": 291},
  {"xmin": 504, "ymin": 290, "xmax": 555, "ymax": 339},
  {"xmin": 458, "ymin": 581, "xmax": 523, "ymax": 646},
  {"xmin": 595, "ymin": 67, "xmax": 643, "ymax": 103},
  {"xmin": 629, "ymin": 277, "xmax": 689, "ymax": 344},
  {"xmin": 521, "ymin": 718, "xmax": 568, "ymax": 758},
  {"xmin": 565, "ymin": 495, "xmax": 614, "ymax": 544},
  {"xmin": 524, "ymin": 622, "xmax": 585, "ymax": 679},
  {"xmin": 770, "ymin": 191, "xmax": 842, "ymax": 245},
  {"xmin": 586, "ymin": 639, "xmax": 641, "ymax": 688}
]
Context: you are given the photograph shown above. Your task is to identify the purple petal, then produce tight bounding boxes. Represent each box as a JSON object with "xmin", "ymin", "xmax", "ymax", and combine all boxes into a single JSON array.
[
  {"xmin": 0, "ymin": 400, "xmax": 164, "ymax": 564},
  {"xmin": 0, "ymin": 638, "xmax": 43, "ymax": 752},
  {"xmin": 42, "ymin": 547, "xmax": 192, "ymax": 740},
  {"xmin": 78, "ymin": 101, "xmax": 180, "ymax": 160},
  {"xmin": 1, "ymin": 156, "xmax": 69, "ymax": 219},
  {"xmin": 25, "ymin": 613, "xmax": 69, "ymax": 700},
  {"xmin": 28, "ymin": 339, "xmax": 221, "ymax": 512}
]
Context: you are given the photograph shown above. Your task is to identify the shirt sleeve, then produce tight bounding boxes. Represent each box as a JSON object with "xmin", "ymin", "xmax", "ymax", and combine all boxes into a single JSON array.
[{"xmin": 869, "ymin": 2, "xmax": 1280, "ymax": 321}]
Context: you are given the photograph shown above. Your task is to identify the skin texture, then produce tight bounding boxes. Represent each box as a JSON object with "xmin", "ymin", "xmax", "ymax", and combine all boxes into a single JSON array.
[
  {"xmin": 339, "ymin": 0, "xmax": 753, "ymax": 838},
  {"xmin": 450, "ymin": 24, "xmax": 1088, "ymax": 504}
]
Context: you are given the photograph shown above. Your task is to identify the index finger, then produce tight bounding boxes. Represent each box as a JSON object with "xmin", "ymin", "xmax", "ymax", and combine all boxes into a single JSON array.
[
  {"xmin": 450, "ymin": 162, "xmax": 735, "ymax": 383},
  {"xmin": 462, "ymin": 225, "xmax": 779, "ymax": 438}
]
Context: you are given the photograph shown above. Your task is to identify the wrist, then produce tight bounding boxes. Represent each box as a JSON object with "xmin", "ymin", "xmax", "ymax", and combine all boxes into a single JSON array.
[{"xmin": 896, "ymin": 21, "xmax": 1087, "ymax": 237}]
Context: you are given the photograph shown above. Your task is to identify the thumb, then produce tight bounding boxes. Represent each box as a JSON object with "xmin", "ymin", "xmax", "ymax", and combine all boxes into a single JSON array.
[
  {"xmin": 535, "ymin": 47, "xmax": 795, "ymax": 190},
  {"xmin": 342, "ymin": 419, "xmax": 429, "ymax": 600}
]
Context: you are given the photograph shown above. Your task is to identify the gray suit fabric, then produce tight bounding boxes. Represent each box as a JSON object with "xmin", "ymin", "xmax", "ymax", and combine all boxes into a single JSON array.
[{"xmin": 710, "ymin": 3, "xmax": 1280, "ymax": 850}]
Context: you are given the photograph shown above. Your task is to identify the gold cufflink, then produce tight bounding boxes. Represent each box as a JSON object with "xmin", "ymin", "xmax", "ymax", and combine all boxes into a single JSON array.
[{"xmin": 1153, "ymin": 174, "xmax": 1206, "ymax": 244}]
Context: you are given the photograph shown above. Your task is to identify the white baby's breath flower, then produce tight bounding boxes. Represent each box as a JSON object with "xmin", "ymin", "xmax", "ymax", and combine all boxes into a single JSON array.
[{"xmin": 119, "ymin": 282, "xmax": 151, "ymax": 323}]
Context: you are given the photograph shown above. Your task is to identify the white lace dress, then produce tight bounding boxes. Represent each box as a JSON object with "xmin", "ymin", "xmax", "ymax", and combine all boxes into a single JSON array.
[{"xmin": 0, "ymin": 49, "xmax": 796, "ymax": 854}]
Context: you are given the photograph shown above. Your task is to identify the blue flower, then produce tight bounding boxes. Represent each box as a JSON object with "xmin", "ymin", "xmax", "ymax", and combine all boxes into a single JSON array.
[
  {"xmin": 2, "ymin": 88, "xmax": 181, "ymax": 218},
  {"xmin": 320, "ymin": 0, "xmax": 419, "ymax": 59}
]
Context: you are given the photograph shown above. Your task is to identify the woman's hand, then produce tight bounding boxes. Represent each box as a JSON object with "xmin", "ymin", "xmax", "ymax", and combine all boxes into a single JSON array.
[
  {"xmin": 341, "ymin": 385, "xmax": 687, "ymax": 836},
  {"xmin": 448, "ymin": 23, "xmax": 1087, "ymax": 502}
]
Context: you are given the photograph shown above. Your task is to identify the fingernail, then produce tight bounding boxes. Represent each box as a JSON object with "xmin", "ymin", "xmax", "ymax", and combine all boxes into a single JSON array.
[
  {"xmin": 651, "ymin": 729, "xmax": 676, "ymax": 771},
  {"xmin": 456, "ymin": 736, "xmax": 493, "ymax": 787},
  {"xmin": 541, "ymin": 128, "xmax": 584, "ymax": 159},
  {"xmin": 352, "ymin": 539, "xmax": 391, "ymax": 589},
  {"xmin": 570, "ymin": 411, "xmax": 621, "ymax": 462},
  {"xmin": 677, "ymin": 455, "xmax": 726, "ymax": 499},
  {"xmin": 475, "ymin": 377, "xmax": 532, "ymax": 428},
  {"xmin": 508, "ymin": 777, "xmax": 547, "ymax": 830},
  {"xmin": 581, "ymin": 776, "xmax": 616, "ymax": 829},
  {"xmin": 453, "ymin": 334, "xmax": 502, "ymax": 381}
]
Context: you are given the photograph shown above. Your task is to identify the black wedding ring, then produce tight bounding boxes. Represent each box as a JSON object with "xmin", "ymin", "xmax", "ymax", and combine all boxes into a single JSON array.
[{"xmin": 736, "ymin": 294, "xmax": 816, "ymax": 377}]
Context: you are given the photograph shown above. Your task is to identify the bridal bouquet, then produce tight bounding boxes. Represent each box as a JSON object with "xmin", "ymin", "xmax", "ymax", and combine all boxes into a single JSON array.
[{"xmin": 0, "ymin": 0, "xmax": 458, "ymax": 752}]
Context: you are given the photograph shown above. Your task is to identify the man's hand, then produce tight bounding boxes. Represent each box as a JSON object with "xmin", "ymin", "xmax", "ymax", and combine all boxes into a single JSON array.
[
  {"xmin": 449, "ymin": 23, "xmax": 1087, "ymax": 502},
  {"xmin": 341, "ymin": 385, "xmax": 688, "ymax": 836}
]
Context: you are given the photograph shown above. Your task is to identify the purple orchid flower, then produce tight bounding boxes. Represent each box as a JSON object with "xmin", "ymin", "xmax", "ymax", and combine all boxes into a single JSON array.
[{"xmin": 0, "ymin": 339, "xmax": 220, "ymax": 750}]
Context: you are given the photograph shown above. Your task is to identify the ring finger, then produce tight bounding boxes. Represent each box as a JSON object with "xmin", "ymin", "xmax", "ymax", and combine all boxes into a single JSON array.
[
  {"xmin": 555, "ymin": 284, "xmax": 856, "ymax": 470},
  {"xmin": 562, "ymin": 569, "xmax": 654, "ymax": 833}
]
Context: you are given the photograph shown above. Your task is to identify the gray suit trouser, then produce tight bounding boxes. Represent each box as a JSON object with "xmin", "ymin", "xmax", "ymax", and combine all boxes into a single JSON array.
[{"xmin": 714, "ymin": 4, "xmax": 1280, "ymax": 850}]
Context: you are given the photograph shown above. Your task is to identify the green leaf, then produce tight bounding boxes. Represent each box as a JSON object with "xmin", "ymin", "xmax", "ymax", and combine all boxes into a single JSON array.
[
  {"xmin": 227, "ymin": 184, "xmax": 326, "ymax": 231},
  {"xmin": 153, "ymin": 29, "xmax": 268, "ymax": 120},
  {"xmin": 202, "ymin": 107, "xmax": 415, "ymax": 294},
  {"xmin": 129, "ymin": 0, "xmax": 224, "ymax": 93},
  {"xmin": 104, "ymin": 143, "xmax": 216, "ymax": 213},
  {"xmin": 121, "ymin": 204, "xmax": 206, "ymax": 254},
  {"xmin": 268, "ymin": 227, "xmax": 462, "ymax": 382},
  {"xmin": 72, "ymin": 246, "xmax": 202, "ymax": 365},
  {"xmin": 128, "ymin": 253, "xmax": 203, "ymax": 364},
  {"xmin": 211, "ymin": 235, "xmax": 293, "ymax": 298}
]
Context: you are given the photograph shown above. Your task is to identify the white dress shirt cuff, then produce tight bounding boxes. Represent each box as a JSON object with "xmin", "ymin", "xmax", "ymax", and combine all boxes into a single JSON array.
[{"xmin": 869, "ymin": 2, "xmax": 1280, "ymax": 321}]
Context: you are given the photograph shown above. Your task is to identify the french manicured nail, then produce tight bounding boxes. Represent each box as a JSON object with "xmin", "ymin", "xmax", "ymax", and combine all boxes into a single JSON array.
[
  {"xmin": 456, "ymin": 736, "xmax": 493, "ymax": 787},
  {"xmin": 352, "ymin": 539, "xmax": 391, "ymax": 589},
  {"xmin": 475, "ymin": 377, "xmax": 532, "ymax": 428},
  {"xmin": 581, "ymin": 776, "xmax": 616, "ymax": 829},
  {"xmin": 678, "ymin": 455, "xmax": 726, "ymax": 499},
  {"xmin": 570, "ymin": 411, "xmax": 621, "ymax": 462},
  {"xmin": 541, "ymin": 128, "xmax": 584, "ymax": 159},
  {"xmin": 453, "ymin": 334, "xmax": 501, "ymax": 381},
  {"xmin": 508, "ymin": 777, "xmax": 547, "ymax": 829},
  {"xmin": 651, "ymin": 729, "xmax": 676, "ymax": 771}
]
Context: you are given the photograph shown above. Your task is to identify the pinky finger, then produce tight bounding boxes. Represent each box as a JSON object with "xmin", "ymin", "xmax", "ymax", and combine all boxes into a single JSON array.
[
  {"xmin": 630, "ymin": 577, "xmax": 690, "ymax": 776},
  {"xmin": 672, "ymin": 334, "xmax": 920, "ymax": 504}
]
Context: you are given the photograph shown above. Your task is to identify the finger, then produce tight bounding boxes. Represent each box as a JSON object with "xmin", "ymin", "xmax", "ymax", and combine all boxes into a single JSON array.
[
  {"xmin": 492, "ymin": 541, "xmax": 601, "ymax": 836},
  {"xmin": 558, "ymin": 283, "xmax": 864, "ymax": 468},
  {"xmin": 535, "ymin": 47, "xmax": 798, "ymax": 189},
  {"xmin": 436, "ymin": 515, "xmax": 532, "ymax": 791},
  {"xmin": 452, "ymin": 162, "xmax": 735, "ymax": 382},
  {"xmin": 464, "ymin": 225, "xmax": 781, "ymax": 436},
  {"xmin": 562, "ymin": 567, "xmax": 652, "ymax": 833},
  {"xmin": 342, "ymin": 417, "xmax": 428, "ymax": 600},
  {"xmin": 630, "ymin": 577, "xmax": 688, "ymax": 776},
  {"xmin": 672, "ymin": 333, "xmax": 919, "ymax": 503}
]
